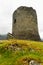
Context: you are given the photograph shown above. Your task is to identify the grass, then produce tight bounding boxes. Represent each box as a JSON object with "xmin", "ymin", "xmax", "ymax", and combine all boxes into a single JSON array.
[{"xmin": 0, "ymin": 39, "xmax": 43, "ymax": 65}]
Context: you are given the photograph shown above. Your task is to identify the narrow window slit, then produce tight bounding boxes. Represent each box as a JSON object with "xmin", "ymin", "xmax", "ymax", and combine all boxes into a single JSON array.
[{"xmin": 14, "ymin": 19, "xmax": 16, "ymax": 24}]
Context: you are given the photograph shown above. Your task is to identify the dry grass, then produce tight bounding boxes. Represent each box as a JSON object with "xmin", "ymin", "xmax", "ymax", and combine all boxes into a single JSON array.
[{"xmin": 0, "ymin": 39, "xmax": 43, "ymax": 65}]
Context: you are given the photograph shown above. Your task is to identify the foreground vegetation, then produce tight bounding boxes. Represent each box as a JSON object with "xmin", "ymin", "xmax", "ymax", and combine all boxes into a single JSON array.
[{"xmin": 0, "ymin": 39, "xmax": 43, "ymax": 65}]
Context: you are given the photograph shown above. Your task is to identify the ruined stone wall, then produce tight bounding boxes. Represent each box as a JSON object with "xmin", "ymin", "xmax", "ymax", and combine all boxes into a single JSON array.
[{"xmin": 12, "ymin": 6, "xmax": 40, "ymax": 41}]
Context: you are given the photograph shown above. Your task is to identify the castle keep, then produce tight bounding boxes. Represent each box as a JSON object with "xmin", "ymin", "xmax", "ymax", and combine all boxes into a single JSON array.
[{"xmin": 12, "ymin": 6, "xmax": 40, "ymax": 41}]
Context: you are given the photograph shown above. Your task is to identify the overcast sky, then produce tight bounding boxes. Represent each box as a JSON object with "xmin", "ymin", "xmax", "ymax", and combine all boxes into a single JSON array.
[{"xmin": 0, "ymin": 0, "xmax": 43, "ymax": 39}]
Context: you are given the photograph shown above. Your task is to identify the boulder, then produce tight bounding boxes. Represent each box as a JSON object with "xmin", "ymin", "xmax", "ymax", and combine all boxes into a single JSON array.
[
  {"xmin": 29, "ymin": 60, "xmax": 40, "ymax": 65},
  {"xmin": 12, "ymin": 6, "xmax": 40, "ymax": 41}
]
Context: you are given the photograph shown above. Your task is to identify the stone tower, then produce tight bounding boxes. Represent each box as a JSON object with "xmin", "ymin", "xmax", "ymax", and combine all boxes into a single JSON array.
[{"xmin": 12, "ymin": 6, "xmax": 40, "ymax": 41}]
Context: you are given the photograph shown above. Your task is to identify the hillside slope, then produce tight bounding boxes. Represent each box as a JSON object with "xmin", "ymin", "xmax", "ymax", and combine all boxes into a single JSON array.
[{"xmin": 0, "ymin": 39, "xmax": 43, "ymax": 65}]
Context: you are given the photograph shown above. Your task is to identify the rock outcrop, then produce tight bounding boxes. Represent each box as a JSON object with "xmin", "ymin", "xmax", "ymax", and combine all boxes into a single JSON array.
[{"xmin": 12, "ymin": 6, "xmax": 40, "ymax": 41}]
